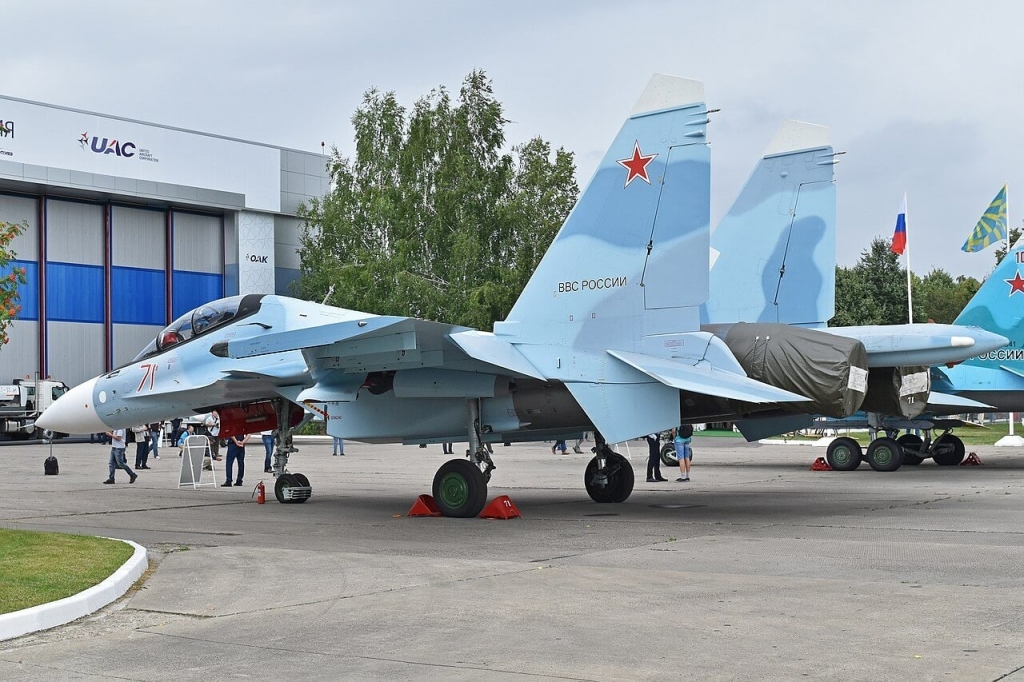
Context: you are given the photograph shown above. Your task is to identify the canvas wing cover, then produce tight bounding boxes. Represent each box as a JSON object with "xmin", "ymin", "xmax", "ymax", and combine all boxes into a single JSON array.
[{"xmin": 723, "ymin": 322, "xmax": 868, "ymax": 418}]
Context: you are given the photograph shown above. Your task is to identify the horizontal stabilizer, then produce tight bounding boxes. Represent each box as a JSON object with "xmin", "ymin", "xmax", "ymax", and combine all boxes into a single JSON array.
[
  {"xmin": 607, "ymin": 350, "xmax": 809, "ymax": 404},
  {"xmin": 447, "ymin": 330, "xmax": 546, "ymax": 379},
  {"xmin": 927, "ymin": 391, "xmax": 994, "ymax": 409}
]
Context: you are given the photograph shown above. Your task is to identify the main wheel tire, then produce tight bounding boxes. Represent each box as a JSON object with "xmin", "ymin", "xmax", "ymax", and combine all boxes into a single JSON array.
[
  {"xmin": 432, "ymin": 459, "xmax": 488, "ymax": 518},
  {"xmin": 933, "ymin": 434, "xmax": 966, "ymax": 466},
  {"xmin": 896, "ymin": 434, "xmax": 925, "ymax": 465},
  {"xmin": 866, "ymin": 437, "xmax": 904, "ymax": 472},
  {"xmin": 292, "ymin": 473, "xmax": 311, "ymax": 503},
  {"xmin": 584, "ymin": 452, "xmax": 635, "ymax": 504},
  {"xmin": 660, "ymin": 442, "xmax": 678, "ymax": 468},
  {"xmin": 826, "ymin": 437, "xmax": 862, "ymax": 471},
  {"xmin": 275, "ymin": 473, "xmax": 297, "ymax": 503}
]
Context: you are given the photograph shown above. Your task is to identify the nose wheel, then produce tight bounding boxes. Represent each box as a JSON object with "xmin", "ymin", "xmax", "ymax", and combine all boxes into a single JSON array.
[{"xmin": 275, "ymin": 472, "xmax": 311, "ymax": 503}]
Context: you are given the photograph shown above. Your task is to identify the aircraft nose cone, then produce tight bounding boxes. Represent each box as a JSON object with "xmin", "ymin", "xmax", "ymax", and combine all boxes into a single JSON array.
[{"xmin": 35, "ymin": 377, "xmax": 107, "ymax": 435}]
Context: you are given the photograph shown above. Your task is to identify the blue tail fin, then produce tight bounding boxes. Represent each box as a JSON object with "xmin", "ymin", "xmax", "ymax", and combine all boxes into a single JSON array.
[
  {"xmin": 952, "ymin": 237, "xmax": 1024, "ymax": 372},
  {"xmin": 701, "ymin": 120, "xmax": 837, "ymax": 327},
  {"xmin": 498, "ymin": 74, "xmax": 710, "ymax": 349}
]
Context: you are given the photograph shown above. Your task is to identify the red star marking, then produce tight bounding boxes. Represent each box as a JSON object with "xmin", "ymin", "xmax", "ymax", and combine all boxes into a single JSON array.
[
  {"xmin": 616, "ymin": 141, "xmax": 657, "ymax": 187},
  {"xmin": 1007, "ymin": 270, "xmax": 1024, "ymax": 296}
]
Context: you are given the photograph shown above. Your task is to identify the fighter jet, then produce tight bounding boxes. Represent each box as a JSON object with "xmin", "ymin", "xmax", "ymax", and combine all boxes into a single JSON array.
[
  {"xmin": 36, "ymin": 75, "xmax": 1001, "ymax": 516},
  {"xmin": 699, "ymin": 119, "xmax": 1007, "ymax": 469}
]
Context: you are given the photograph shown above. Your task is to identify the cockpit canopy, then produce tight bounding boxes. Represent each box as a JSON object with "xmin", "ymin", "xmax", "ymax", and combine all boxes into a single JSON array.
[{"xmin": 131, "ymin": 294, "xmax": 265, "ymax": 363}]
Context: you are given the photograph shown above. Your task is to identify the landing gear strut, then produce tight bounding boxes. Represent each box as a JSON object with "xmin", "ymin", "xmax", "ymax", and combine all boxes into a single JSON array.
[
  {"xmin": 584, "ymin": 433, "xmax": 634, "ymax": 504},
  {"xmin": 271, "ymin": 399, "xmax": 311, "ymax": 503},
  {"xmin": 431, "ymin": 400, "xmax": 492, "ymax": 517}
]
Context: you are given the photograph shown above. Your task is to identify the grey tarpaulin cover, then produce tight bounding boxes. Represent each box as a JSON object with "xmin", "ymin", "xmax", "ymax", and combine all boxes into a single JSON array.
[
  {"xmin": 860, "ymin": 365, "xmax": 931, "ymax": 419},
  {"xmin": 723, "ymin": 323, "xmax": 869, "ymax": 418}
]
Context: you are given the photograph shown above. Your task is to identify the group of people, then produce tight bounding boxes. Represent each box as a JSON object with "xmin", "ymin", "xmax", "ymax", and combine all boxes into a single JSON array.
[{"xmin": 645, "ymin": 426, "xmax": 693, "ymax": 483}]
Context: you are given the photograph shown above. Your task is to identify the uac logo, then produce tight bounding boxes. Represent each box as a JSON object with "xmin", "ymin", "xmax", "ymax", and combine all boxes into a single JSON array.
[
  {"xmin": 79, "ymin": 132, "xmax": 136, "ymax": 157},
  {"xmin": 0, "ymin": 120, "xmax": 13, "ymax": 138}
]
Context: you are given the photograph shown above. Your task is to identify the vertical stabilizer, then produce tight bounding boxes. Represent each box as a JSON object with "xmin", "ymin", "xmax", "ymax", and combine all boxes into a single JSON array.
[
  {"xmin": 952, "ymin": 236, "xmax": 1024, "ymax": 372},
  {"xmin": 498, "ymin": 74, "xmax": 710, "ymax": 352},
  {"xmin": 702, "ymin": 120, "xmax": 836, "ymax": 327}
]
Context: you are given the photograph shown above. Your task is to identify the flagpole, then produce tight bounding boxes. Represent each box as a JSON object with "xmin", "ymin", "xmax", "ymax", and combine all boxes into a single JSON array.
[
  {"xmin": 904, "ymin": 193, "xmax": 913, "ymax": 323},
  {"xmin": 1008, "ymin": 184, "xmax": 1014, "ymax": 437}
]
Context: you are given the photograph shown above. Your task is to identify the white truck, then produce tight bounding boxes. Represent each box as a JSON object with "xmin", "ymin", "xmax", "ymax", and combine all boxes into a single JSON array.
[{"xmin": 0, "ymin": 378, "xmax": 69, "ymax": 439}]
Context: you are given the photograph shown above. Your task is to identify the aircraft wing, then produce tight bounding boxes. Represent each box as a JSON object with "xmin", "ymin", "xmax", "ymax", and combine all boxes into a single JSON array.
[
  {"xmin": 927, "ymin": 391, "xmax": 994, "ymax": 410},
  {"xmin": 820, "ymin": 325, "xmax": 1007, "ymax": 367}
]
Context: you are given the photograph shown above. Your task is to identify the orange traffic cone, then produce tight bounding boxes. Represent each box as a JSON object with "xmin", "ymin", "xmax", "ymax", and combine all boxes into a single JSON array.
[
  {"xmin": 479, "ymin": 495, "xmax": 522, "ymax": 519},
  {"xmin": 810, "ymin": 457, "xmax": 833, "ymax": 471},
  {"xmin": 961, "ymin": 452, "xmax": 983, "ymax": 466},
  {"xmin": 407, "ymin": 494, "xmax": 442, "ymax": 517}
]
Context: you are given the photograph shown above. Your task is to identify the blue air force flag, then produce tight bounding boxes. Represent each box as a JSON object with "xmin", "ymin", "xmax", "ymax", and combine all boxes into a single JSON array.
[{"xmin": 962, "ymin": 184, "xmax": 1008, "ymax": 253}]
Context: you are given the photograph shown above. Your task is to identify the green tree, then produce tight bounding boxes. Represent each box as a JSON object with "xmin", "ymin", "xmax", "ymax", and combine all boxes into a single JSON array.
[
  {"xmin": 913, "ymin": 269, "xmax": 981, "ymax": 324},
  {"xmin": 993, "ymin": 225, "xmax": 1022, "ymax": 266},
  {"xmin": 833, "ymin": 237, "xmax": 913, "ymax": 325},
  {"xmin": 296, "ymin": 71, "xmax": 578, "ymax": 329},
  {"xmin": 0, "ymin": 218, "xmax": 27, "ymax": 346}
]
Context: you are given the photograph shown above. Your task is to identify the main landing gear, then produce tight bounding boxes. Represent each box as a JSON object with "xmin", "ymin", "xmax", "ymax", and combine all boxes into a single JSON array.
[
  {"xmin": 270, "ymin": 399, "xmax": 312, "ymax": 503},
  {"xmin": 431, "ymin": 400, "xmax": 494, "ymax": 517},
  {"xmin": 825, "ymin": 429, "xmax": 966, "ymax": 472},
  {"xmin": 584, "ymin": 433, "xmax": 634, "ymax": 504}
]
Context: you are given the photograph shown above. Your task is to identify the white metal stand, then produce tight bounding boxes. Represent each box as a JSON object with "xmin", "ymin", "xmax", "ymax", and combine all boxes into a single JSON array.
[{"xmin": 178, "ymin": 435, "xmax": 217, "ymax": 489}]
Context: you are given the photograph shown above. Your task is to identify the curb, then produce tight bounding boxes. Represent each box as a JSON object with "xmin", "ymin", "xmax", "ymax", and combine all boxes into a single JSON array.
[{"xmin": 0, "ymin": 538, "xmax": 148, "ymax": 642}]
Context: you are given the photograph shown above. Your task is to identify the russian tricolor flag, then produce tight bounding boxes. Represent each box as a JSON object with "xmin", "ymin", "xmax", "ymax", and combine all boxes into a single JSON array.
[{"xmin": 891, "ymin": 194, "xmax": 907, "ymax": 255}]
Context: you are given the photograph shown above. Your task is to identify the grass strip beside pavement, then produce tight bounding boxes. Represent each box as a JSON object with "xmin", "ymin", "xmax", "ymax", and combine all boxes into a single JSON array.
[{"xmin": 0, "ymin": 529, "xmax": 134, "ymax": 614}]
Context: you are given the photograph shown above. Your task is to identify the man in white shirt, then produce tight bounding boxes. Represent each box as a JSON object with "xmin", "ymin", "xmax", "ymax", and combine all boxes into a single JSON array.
[
  {"xmin": 204, "ymin": 411, "xmax": 222, "ymax": 460},
  {"xmin": 104, "ymin": 428, "xmax": 137, "ymax": 484}
]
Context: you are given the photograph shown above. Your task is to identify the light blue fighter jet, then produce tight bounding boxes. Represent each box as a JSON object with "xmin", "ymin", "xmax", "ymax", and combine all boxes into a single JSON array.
[
  {"xmin": 36, "ymin": 75, "xmax": 1003, "ymax": 516},
  {"xmin": 818, "ymin": 240, "xmax": 1024, "ymax": 471},
  {"xmin": 701, "ymin": 120, "xmax": 1007, "ymax": 471}
]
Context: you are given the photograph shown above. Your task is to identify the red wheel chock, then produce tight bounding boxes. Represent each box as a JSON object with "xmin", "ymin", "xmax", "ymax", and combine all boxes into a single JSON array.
[
  {"xmin": 407, "ymin": 494, "xmax": 442, "ymax": 517},
  {"xmin": 479, "ymin": 495, "xmax": 522, "ymax": 519},
  {"xmin": 961, "ymin": 452, "xmax": 983, "ymax": 466},
  {"xmin": 810, "ymin": 457, "xmax": 833, "ymax": 471}
]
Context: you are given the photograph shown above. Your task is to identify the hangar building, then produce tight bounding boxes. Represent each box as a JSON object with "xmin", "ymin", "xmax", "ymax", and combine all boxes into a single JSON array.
[{"xmin": 0, "ymin": 95, "xmax": 328, "ymax": 386}]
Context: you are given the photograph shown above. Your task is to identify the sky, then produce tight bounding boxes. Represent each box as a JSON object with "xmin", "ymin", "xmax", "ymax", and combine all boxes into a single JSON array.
[{"xmin": 4, "ymin": 0, "xmax": 1022, "ymax": 280}]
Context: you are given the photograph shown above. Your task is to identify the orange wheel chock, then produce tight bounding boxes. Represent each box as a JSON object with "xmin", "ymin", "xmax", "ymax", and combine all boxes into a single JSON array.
[
  {"xmin": 407, "ymin": 494, "xmax": 442, "ymax": 517},
  {"xmin": 479, "ymin": 495, "xmax": 523, "ymax": 520},
  {"xmin": 810, "ymin": 457, "xmax": 833, "ymax": 471}
]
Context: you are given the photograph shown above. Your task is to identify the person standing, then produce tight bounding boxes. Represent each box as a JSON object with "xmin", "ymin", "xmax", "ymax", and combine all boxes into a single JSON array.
[
  {"xmin": 133, "ymin": 425, "xmax": 151, "ymax": 469},
  {"xmin": 205, "ymin": 411, "xmax": 221, "ymax": 460},
  {"xmin": 551, "ymin": 440, "xmax": 568, "ymax": 455},
  {"xmin": 442, "ymin": 442, "xmax": 453, "ymax": 455},
  {"xmin": 104, "ymin": 428, "xmax": 137, "ymax": 484},
  {"xmin": 222, "ymin": 432, "xmax": 250, "ymax": 487},
  {"xmin": 332, "ymin": 436, "xmax": 344, "ymax": 456},
  {"xmin": 169, "ymin": 417, "xmax": 183, "ymax": 447},
  {"xmin": 645, "ymin": 433, "xmax": 667, "ymax": 482},
  {"xmin": 149, "ymin": 421, "xmax": 163, "ymax": 460},
  {"xmin": 674, "ymin": 425, "xmax": 693, "ymax": 482},
  {"xmin": 261, "ymin": 429, "xmax": 275, "ymax": 473}
]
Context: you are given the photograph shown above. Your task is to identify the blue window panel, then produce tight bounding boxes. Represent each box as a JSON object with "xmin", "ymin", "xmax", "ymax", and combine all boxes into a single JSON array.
[
  {"xmin": 0, "ymin": 260, "xmax": 39, "ymax": 321},
  {"xmin": 225, "ymin": 263, "xmax": 238, "ymax": 297},
  {"xmin": 275, "ymin": 267, "xmax": 300, "ymax": 296},
  {"xmin": 172, "ymin": 271, "xmax": 223, "ymax": 318},
  {"xmin": 112, "ymin": 266, "xmax": 166, "ymax": 325},
  {"xmin": 47, "ymin": 262, "xmax": 103, "ymax": 323}
]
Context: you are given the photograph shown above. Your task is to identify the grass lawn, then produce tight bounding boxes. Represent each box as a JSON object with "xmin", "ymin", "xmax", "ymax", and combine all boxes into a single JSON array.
[{"xmin": 0, "ymin": 529, "xmax": 135, "ymax": 615}]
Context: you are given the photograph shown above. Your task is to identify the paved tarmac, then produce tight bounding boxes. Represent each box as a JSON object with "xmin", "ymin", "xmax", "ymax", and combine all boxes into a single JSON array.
[{"xmin": 1, "ymin": 435, "xmax": 1023, "ymax": 680}]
